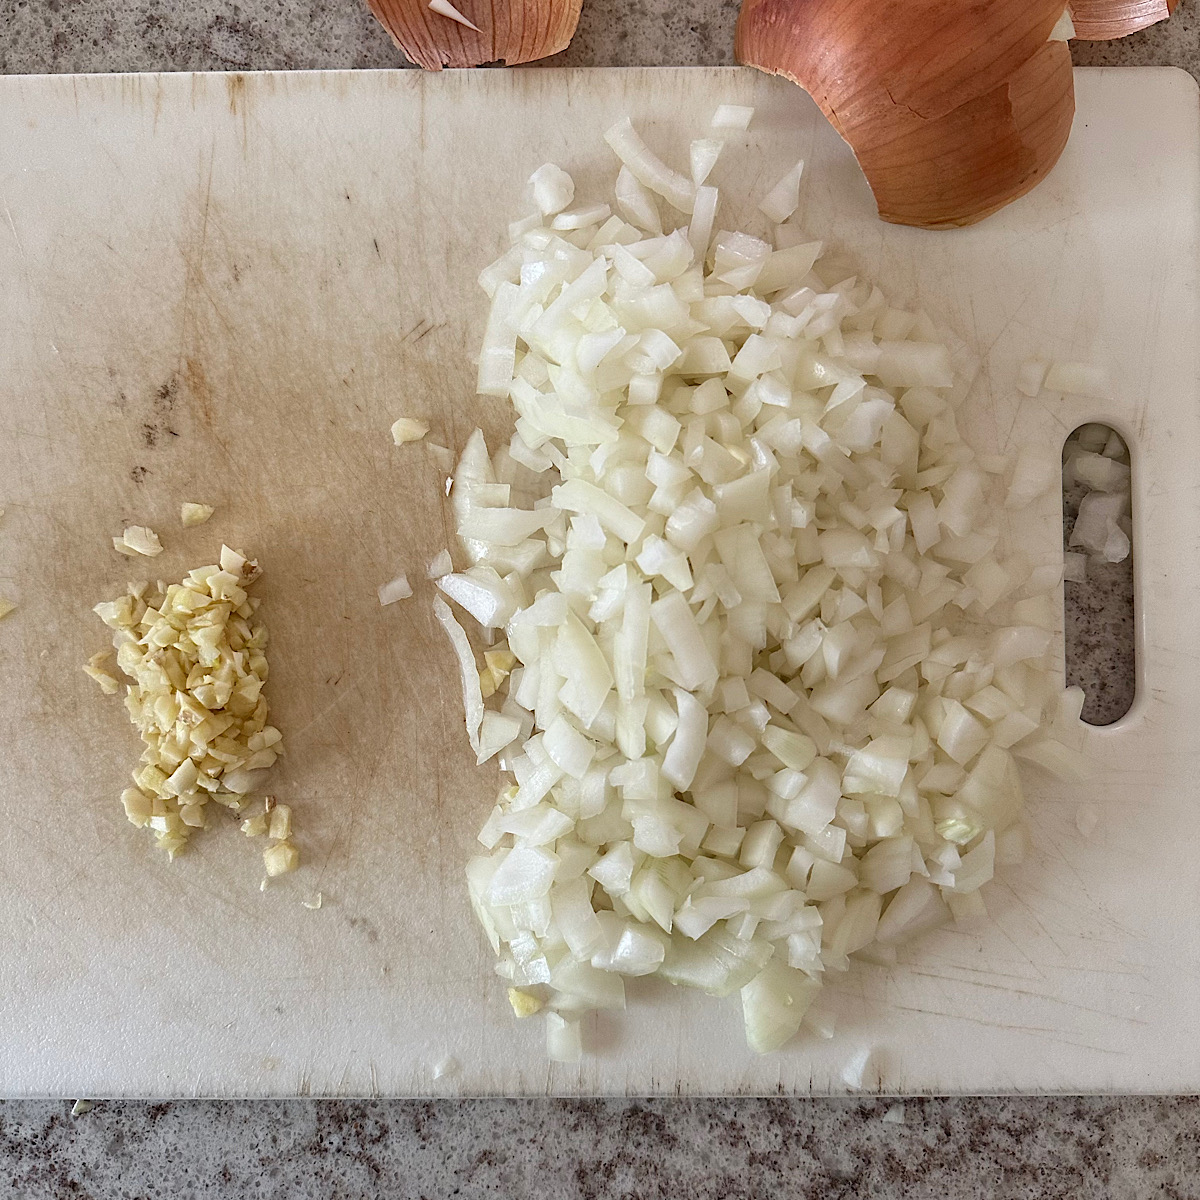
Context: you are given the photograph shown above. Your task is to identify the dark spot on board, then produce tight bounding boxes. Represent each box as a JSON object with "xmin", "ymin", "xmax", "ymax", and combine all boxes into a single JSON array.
[
  {"xmin": 348, "ymin": 916, "xmax": 380, "ymax": 944},
  {"xmin": 130, "ymin": 465, "xmax": 149, "ymax": 484},
  {"xmin": 373, "ymin": 237, "xmax": 380, "ymax": 256},
  {"xmin": 344, "ymin": 191, "xmax": 352, "ymax": 202},
  {"xmin": 142, "ymin": 376, "xmax": 180, "ymax": 446},
  {"xmin": 231, "ymin": 261, "xmax": 241, "ymax": 283},
  {"xmin": 225, "ymin": 72, "xmax": 247, "ymax": 115}
]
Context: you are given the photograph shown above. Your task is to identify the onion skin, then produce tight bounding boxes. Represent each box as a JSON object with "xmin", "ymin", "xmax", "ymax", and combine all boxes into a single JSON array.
[
  {"xmin": 365, "ymin": 0, "xmax": 582, "ymax": 70},
  {"xmin": 735, "ymin": 0, "xmax": 1076, "ymax": 230},
  {"xmin": 1069, "ymin": 0, "xmax": 1178, "ymax": 40}
]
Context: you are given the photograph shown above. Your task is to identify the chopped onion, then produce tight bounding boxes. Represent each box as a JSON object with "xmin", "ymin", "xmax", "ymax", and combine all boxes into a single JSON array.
[
  {"xmin": 378, "ymin": 573, "xmax": 413, "ymax": 606},
  {"xmin": 529, "ymin": 163, "xmax": 575, "ymax": 216},
  {"xmin": 758, "ymin": 159, "xmax": 805, "ymax": 224},
  {"xmin": 711, "ymin": 104, "xmax": 754, "ymax": 131},
  {"xmin": 545, "ymin": 1011, "xmax": 582, "ymax": 1062},
  {"xmin": 604, "ymin": 118, "xmax": 695, "ymax": 214},
  {"xmin": 1045, "ymin": 360, "xmax": 1111, "ymax": 399},
  {"xmin": 840, "ymin": 1045, "xmax": 877, "ymax": 1090},
  {"xmin": 391, "ymin": 417, "xmax": 429, "ymax": 445},
  {"xmin": 427, "ymin": 549, "xmax": 453, "ymax": 579},
  {"xmin": 443, "ymin": 111, "xmax": 1083, "ymax": 1061},
  {"xmin": 615, "ymin": 166, "xmax": 662, "ymax": 236},
  {"xmin": 1070, "ymin": 490, "xmax": 1130, "ymax": 563},
  {"xmin": 690, "ymin": 138, "xmax": 723, "ymax": 186},
  {"xmin": 433, "ymin": 596, "xmax": 484, "ymax": 753}
]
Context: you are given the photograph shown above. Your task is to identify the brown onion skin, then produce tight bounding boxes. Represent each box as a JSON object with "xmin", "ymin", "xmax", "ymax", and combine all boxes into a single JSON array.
[
  {"xmin": 735, "ymin": 0, "xmax": 1076, "ymax": 229},
  {"xmin": 365, "ymin": 0, "xmax": 582, "ymax": 70},
  {"xmin": 1069, "ymin": 0, "xmax": 1178, "ymax": 41}
]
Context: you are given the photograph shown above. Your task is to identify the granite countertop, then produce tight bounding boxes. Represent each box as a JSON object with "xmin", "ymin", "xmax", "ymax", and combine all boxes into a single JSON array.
[{"xmin": 0, "ymin": 3, "xmax": 1195, "ymax": 1196}]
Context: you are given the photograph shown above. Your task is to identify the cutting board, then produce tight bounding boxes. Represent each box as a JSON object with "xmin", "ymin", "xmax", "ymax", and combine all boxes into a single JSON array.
[{"xmin": 0, "ymin": 67, "xmax": 1197, "ymax": 1098}]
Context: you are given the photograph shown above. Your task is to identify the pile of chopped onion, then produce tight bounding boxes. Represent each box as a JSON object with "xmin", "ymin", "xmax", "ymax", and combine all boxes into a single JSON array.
[
  {"xmin": 440, "ymin": 111, "xmax": 1084, "ymax": 1059},
  {"xmin": 91, "ymin": 546, "xmax": 294, "ymax": 872}
]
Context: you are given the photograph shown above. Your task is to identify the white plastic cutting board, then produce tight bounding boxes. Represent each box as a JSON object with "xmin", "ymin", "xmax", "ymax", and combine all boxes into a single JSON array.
[{"xmin": 0, "ymin": 67, "xmax": 1197, "ymax": 1098}]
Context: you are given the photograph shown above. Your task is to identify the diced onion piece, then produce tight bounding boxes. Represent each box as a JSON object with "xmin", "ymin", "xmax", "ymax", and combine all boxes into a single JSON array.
[
  {"xmin": 433, "ymin": 596, "xmax": 484, "ymax": 753},
  {"xmin": 604, "ymin": 118, "xmax": 695, "ymax": 214},
  {"xmin": 742, "ymin": 959, "xmax": 819, "ymax": 1053},
  {"xmin": 615, "ymin": 166, "xmax": 663, "ymax": 236},
  {"xmin": 378, "ymin": 573, "xmax": 414, "ymax": 606},
  {"xmin": 841, "ymin": 1045, "xmax": 878, "ymax": 1090},
  {"xmin": 662, "ymin": 688, "xmax": 709, "ymax": 790},
  {"xmin": 1016, "ymin": 360, "xmax": 1048, "ymax": 397},
  {"xmin": 427, "ymin": 549, "xmax": 453, "ymax": 579},
  {"xmin": 711, "ymin": 104, "xmax": 754, "ymax": 131},
  {"xmin": 545, "ymin": 1012, "xmax": 582, "ymax": 1062},
  {"xmin": 690, "ymin": 139, "xmax": 723, "ymax": 186},
  {"xmin": 758, "ymin": 159, "xmax": 804, "ymax": 224},
  {"xmin": 1045, "ymin": 360, "xmax": 1111, "ymax": 399},
  {"xmin": 392, "ymin": 417, "xmax": 430, "ymax": 445},
  {"xmin": 688, "ymin": 186, "xmax": 719, "ymax": 260},
  {"xmin": 529, "ymin": 163, "xmax": 575, "ymax": 216},
  {"xmin": 0, "ymin": 597, "xmax": 12, "ymax": 620},
  {"xmin": 1006, "ymin": 445, "xmax": 1056, "ymax": 510}
]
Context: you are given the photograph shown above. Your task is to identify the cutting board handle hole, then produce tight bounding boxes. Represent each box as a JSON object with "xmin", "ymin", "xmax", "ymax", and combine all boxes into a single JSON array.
[{"xmin": 1062, "ymin": 424, "xmax": 1135, "ymax": 726}]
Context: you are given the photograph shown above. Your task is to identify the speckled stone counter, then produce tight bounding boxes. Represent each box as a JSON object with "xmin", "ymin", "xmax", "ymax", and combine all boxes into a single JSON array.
[
  {"xmin": 0, "ymin": 2, "xmax": 1194, "ymax": 1195},
  {"xmin": 6, "ymin": 1096, "xmax": 1200, "ymax": 1199}
]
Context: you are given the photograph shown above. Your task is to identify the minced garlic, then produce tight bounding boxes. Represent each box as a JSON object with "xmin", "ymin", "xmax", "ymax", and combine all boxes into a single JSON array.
[{"xmin": 93, "ymin": 546, "xmax": 287, "ymax": 864}]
